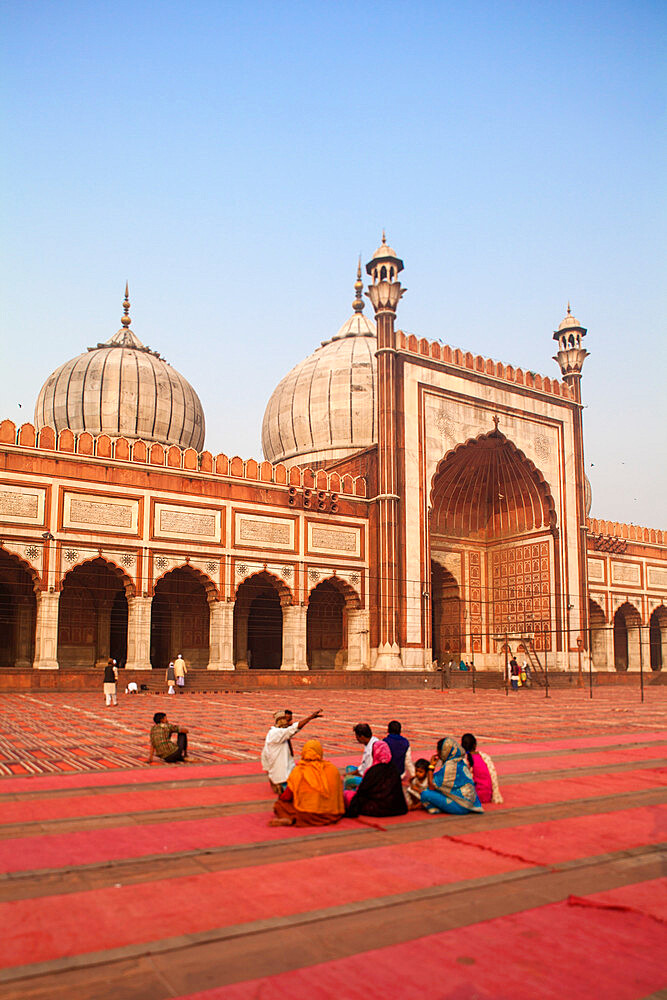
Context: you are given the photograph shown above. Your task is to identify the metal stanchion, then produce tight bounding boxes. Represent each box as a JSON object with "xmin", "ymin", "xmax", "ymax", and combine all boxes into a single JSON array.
[
  {"xmin": 639, "ymin": 625, "xmax": 645, "ymax": 704},
  {"xmin": 504, "ymin": 635, "xmax": 509, "ymax": 696},
  {"xmin": 544, "ymin": 644, "xmax": 549, "ymax": 698},
  {"xmin": 588, "ymin": 624, "xmax": 593, "ymax": 699},
  {"xmin": 471, "ymin": 657, "xmax": 476, "ymax": 694}
]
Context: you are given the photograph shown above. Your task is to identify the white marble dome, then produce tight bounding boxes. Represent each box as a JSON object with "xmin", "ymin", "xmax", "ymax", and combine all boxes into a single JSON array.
[
  {"xmin": 34, "ymin": 289, "xmax": 205, "ymax": 450},
  {"xmin": 262, "ymin": 276, "xmax": 377, "ymax": 468}
]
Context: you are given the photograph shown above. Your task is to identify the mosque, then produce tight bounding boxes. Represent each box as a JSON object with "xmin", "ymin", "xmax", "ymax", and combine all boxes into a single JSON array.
[{"xmin": 0, "ymin": 236, "xmax": 665, "ymax": 681}]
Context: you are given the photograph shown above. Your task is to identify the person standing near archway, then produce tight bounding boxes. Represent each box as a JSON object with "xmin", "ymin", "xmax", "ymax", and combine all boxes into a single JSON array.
[
  {"xmin": 173, "ymin": 652, "xmax": 187, "ymax": 692},
  {"xmin": 103, "ymin": 657, "xmax": 118, "ymax": 706}
]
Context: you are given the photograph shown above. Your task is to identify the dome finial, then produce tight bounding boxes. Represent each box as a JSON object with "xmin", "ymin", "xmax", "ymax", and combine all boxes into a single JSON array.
[
  {"xmin": 353, "ymin": 255, "xmax": 364, "ymax": 312},
  {"xmin": 567, "ymin": 301, "xmax": 571, "ymax": 315},
  {"xmin": 121, "ymin": 282, "xmax": 131, "ymax": 328},
  {"xmin": 382, "ymin": 229, "xmax": 387, "ymax": 245}
]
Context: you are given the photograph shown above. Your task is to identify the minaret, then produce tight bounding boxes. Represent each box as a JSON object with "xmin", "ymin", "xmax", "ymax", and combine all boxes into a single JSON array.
[
  {"xmin": 553, "ymin": 304, "xmax": 589, "ymax": 661},
  {"xmin": 366, "ymin": 233, "xmax": 406, "ymax": 669},
  {"xmin": 552, "ymin": 303, "xmax": 588, "ymax": 404}
]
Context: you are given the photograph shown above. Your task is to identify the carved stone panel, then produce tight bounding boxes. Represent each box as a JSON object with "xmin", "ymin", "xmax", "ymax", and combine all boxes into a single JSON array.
[
  {"xmin": 62, "ymin": 492, "xmax": 139, "ymax": 534},
  {"xmin": 587, "ymin": 558, "xmax": 605, "ymax": 583},
  {"xmin": 647, "ymin": 565, "xmax": 667, "ymax": 590},
  {"xmin": 0, "ymin": 484, "xmax": 45, "ymax": 524},
  {"xmin": 235, "ymin": 514, "xmax": 294, "ymax": 550},
  {"xmin": 308, "ymin": 523, "xmax": 360, "ymax": 557},
  {"xmin": 154, "ymin": 503, "xmax": 221, "ymax": 541},
  {"xmin": 610, "ymin": 561, "xmax": 641, "ymax": 587}
]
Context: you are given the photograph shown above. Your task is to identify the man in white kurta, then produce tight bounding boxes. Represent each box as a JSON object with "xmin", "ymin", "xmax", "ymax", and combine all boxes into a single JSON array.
[{"xmin": 261, "ymin": 708, "xmax": 323, "ymax": 791}]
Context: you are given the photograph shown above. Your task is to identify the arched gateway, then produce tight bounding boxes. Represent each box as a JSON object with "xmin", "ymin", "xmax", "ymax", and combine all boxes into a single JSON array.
[
  {"xmin": 58, "ymin": 558, "xmax": 131, "ymax": 668},
  {"xmin": 429, "ymin": 430, "xmax": 558, "ymax": 665},
  {"xmin": 0, "ymin": 549, "xmax": 37, "ymax": 667}
]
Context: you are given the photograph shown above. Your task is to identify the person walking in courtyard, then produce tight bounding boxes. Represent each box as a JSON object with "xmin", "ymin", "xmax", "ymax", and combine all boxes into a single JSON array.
[
  {"xmin": 270, "ymin": 739, "xmax": 344, "ymax": 827},
  {"xmin": 165, "ymin": 661, "xmax": 176, "ymax": 695},
  {"xmin": 509, "ymin": 656, "xmax": 520, "ymax": 691},
  {"xmin": 147, "ymin": 712, "xmax": 189, "ymax": 763},
  {"xmin": 103, "ymin": 657, "xmax": 118, "ymax": 706},
  {"xmin": 261, "ymin": 707, "xmax": 323, "ymax": 792},
  {"xmin": 173, "ymin": 653, "xmax": 187, "ymax": 692}
]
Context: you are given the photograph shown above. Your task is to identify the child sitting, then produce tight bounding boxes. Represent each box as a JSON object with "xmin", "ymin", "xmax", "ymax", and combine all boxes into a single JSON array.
[
  {"xmin": 405, "ymin": 758, "xmax": 430, "ymax": 809},
  {"xmin": 461, "ymin": 733, "xmax": 503, "ymax": 804}
]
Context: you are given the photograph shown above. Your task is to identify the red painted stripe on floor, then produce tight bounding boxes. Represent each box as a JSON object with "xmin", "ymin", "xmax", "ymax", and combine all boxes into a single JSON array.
[
  {"xmin": 174, "ymin": 879, "xmax": 667, "ymax": 1000},
  {"xmin": 2, "ymin": 765, "xmax": 664, "ymax": 874},
  {"xmin": 0, "ymin": 806, "xmax": 662, "ymax": 969}
]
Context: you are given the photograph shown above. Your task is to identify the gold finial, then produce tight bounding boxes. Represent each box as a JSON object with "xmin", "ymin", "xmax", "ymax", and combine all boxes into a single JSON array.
[
  {"xmin": 381, "ymin": 229, "xmax": 387, "ymax": 245},
  {"xmin": 566, "ymin": 302, "xmax": 571, "ymax": 315},
  {"xmin": 121, "ymin": 282, "xmax": 131, "ymax": 328},
  {"xmin": 353, "ymin": 255, "xmax": 364, "ymax": 312},
  {"xmin": 493, "ymin": 414, "xmax": 500, "ymax": 432}
]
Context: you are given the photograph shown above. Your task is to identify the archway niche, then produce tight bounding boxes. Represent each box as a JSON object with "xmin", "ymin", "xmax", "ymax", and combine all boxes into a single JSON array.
[
  {"xmin": 234, "ymin": 572, "xmax": 286, "ymax": 670},
  {"xmin": 0, "ymin": 549, "xmax": 37, "ymax": 667},
  {"xmin": 613, "ymin": 602, "xmax": 641, "ymax": 671},
  {"xmin": 431, "ymin": 561, "xmax": 461, "ymax": 666},
  {"xmin": 151, "ymin": 567, "xmax": 210, "ymax": 669},
  {"xmin": 58, "ymin": 558, "xmax": 129, "ymax": 668},
  {"xmin": 589, "ymin": 600, "xmax": 609, "ymax": 670},
  {"xmin": 649, "ymin": 606, "xmax": 667, "ymax": 670},
  {"xmin": 307, "ymin": 579, "xmax": 348, "ymax": 670},
  {"xmin": 430, "ymin": 430, "xmax": 557, "ymax": 663}
]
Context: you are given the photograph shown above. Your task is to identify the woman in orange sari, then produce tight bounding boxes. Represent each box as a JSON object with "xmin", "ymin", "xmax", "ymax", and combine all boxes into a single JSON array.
[{"xmin": 269, "ymin": 739, "xmax": 344, "ymax": 827}]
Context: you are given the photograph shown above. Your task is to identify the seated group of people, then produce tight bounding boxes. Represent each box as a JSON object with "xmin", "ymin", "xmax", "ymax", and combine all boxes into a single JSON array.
[{"xmin": 262, "ymin": 710, "xmax": 502, "ymax": 828}]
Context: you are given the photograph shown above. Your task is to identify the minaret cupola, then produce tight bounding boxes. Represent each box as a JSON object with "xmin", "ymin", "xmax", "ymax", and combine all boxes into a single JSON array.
[
  {"xmin": 553, "ymin": 303, "xmax": 588, "ymax": 397},
  {"xmin": 365, "ymin": 232, "xmax": 405, "ymax": 314}
]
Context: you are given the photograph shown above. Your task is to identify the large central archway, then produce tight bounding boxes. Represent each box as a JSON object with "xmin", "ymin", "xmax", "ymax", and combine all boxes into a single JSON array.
[{"xmin": 429, "ymin": 430, "xmax": 558, "ymax": 662}]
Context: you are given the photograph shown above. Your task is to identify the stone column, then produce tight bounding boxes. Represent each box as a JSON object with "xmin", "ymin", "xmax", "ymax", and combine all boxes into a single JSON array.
[
  {"xmin": 33, "ymin": 590, "xmax": 60, "ymax": 669},
  {"xmin": 207, "ymin": 600, "xmax": 235, "ymax": 670},
  {"xmin": 15, "ymin": 599, "xmax": 33, "ymax": 668},
  {"xmin": 347, "ymin": 608, "xmax": 369, "ymax": 670},
  {"xmin": 96, "ymin": 603, "xmax": 111, "ymax": 667},
  {"xmin": 282, "ymin": 604, "xmax": 308, "ymax": 671},
  {"xmin": 639, "ymin": 624, "xmax": 651, "ymax": 676},
  {"xmin": 627, "ymin": 623, "xmax": 641, "ymax": 671},
  {"xmin": 125, "ymin": 596, "xmax": 152, "ymax": 671},
  {"xmin": 604, "ymin": 622, "xmax": 615, "ymax": 672}
]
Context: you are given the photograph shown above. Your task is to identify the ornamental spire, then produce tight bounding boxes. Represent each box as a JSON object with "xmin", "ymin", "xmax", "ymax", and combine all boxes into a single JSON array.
[
  {"xmin": 352, "ymin": 256, "xmax": 364, "ymax": 312},
  {"xmin": 121, "ymin": 282, "xmax": 131, "ymax": 328}
]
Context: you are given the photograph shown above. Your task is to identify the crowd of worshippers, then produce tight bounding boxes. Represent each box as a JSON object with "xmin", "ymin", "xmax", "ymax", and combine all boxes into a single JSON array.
[{"xmin": 261, "ymin": 710, "xmax": 502, "ymax": 828}]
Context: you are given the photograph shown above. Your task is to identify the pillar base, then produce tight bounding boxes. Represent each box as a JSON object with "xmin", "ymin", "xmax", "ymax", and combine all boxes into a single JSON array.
[
  {"xmin": 33, "ymin": 659, "xmax": 59, "ymax": 670},
  {"xmin": 374, "ymin": 643, "xmax": 403, "ymax": 670},
  {"xmin": 280, "ymin": 663, "xmax": 309, "ymax": 672},
  {"xmin": 207, "ymin": 661, "xmax": 235, "ymax": 671},
  {"xmin": 125, "ymin": 660, "xmax": 152, "ymax": 671}
]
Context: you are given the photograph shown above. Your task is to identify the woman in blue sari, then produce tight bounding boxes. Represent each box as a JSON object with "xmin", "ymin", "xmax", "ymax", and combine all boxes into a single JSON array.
[{"xmin": 421, "ymin": 736, "xmax": 483, "ymax": 815}]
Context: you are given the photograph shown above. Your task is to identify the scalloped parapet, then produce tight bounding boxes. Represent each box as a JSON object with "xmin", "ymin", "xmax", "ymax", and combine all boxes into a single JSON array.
[
  {"xmin": 395, "ymin": 331, "xmax": 574, "ymax": 399},
  {"xmin": 0, "ymin": 420, "xmax": 367, "ymax": 498},
  {"xmin": 587, "ymin": 517, "xmax": 665, "ymax": 546}
]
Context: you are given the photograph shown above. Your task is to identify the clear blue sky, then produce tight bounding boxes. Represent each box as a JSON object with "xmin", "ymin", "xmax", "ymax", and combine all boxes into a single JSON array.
[{"xmin": 1, "ymin": 1, "xmax": 665, "ymax": 527}]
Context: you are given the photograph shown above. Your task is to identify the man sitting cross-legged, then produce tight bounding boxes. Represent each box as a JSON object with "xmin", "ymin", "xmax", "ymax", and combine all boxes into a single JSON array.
[{"xmin": 147, "ymin": 712, "xmax": 189, "ymax": 764}]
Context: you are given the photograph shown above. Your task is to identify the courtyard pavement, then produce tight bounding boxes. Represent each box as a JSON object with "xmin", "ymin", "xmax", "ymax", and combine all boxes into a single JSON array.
[{"xmin": 0, "ymin": 687, "xmax": 665, "ymax": 999}]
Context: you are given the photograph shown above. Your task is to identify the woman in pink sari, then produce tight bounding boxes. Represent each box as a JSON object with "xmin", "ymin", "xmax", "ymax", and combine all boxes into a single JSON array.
[{"xmin": 461, "ymin": 732, "xmax": 503, "ymax": 804}]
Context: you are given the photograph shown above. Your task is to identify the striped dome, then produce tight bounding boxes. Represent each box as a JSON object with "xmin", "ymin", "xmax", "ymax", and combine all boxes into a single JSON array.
[
  {"xmin": 261, "ymin": 309, "xmax": 377, "ymax": 468},
  {"xmin": 34, "ymin": 294, "xmax": 205, "ymax": 450}
]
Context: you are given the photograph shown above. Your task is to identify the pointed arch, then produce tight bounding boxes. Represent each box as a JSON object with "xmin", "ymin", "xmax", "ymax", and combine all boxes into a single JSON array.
[
  {"xmin": 430, "ymin": 430, "xmax": 556, "ymax": 539},
  {"xmin": 0, "ymin": 544, "xmax": 42, "ymax": 595},
  {"xmin": 58, "ymin": 557, "xmax": 130, "ymax": 667},
  {"xmin": 152, "ymin": 562, "xmax": 219, "ymax": 604},
  {"xmin": 0, "ymin": 547, "xmax": 37, "ymax": 667},
  {"xmin": 307, "ymin": 574, "xmax": 361, "ymax": 610},
  {"xmin": 60, "ymin": 555, "xmax": 136, "ymax": 598},
  {"xmin": 234, "ymin": 571, "xmax": 287, "ymax": 669}
]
